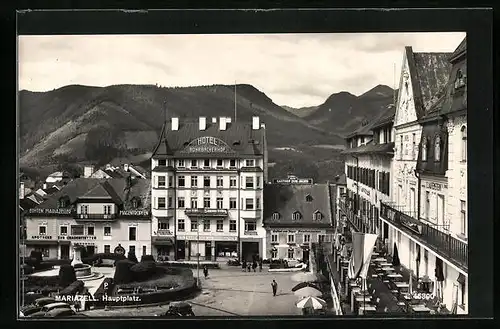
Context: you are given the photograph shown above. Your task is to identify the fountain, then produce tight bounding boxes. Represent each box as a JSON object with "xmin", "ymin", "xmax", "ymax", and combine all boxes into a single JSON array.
[{"xmin": 71, "ymin": 245, "xmax": 101, "ymax": 280}]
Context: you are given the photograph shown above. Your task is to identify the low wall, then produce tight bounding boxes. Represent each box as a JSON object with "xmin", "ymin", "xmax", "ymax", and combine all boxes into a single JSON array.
[
  {"xmin": 325, "ymin": 254, "xmax": 343, "ymax": 315},
  {"xmin": 268, "ymin": 268, "xmax": 303, "ymax": 273}
]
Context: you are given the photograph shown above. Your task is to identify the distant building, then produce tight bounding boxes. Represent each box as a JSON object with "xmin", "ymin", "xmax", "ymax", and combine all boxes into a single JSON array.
[
  {"xmin": 45, "ymin": 171, "xmax": 71, "ymax": 184},
  {"xmin": 85, "ymin": 163, "xmax": 147, "ymax": 180},
  {"xmin": 263, "ymin": 182, "xmax": 334, "ymax": 262},
  {"xmin": 24, "ymin": 177, "xmax": 152, "ymax": 260},
  {"xmin": 150, "ymin": 116, "xmax": 268, "ymax": 262},
  {"xmin": 330, "ymin": 174, "xmax": 347, "ymax": 229}
]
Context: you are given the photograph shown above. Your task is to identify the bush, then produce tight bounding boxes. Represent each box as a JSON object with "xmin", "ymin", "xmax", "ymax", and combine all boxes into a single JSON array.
[
  {"xmin": 41, "ymin": 259, "xmax": 71, "ymax": 267},
  {"xmin": 262, "ymin": 259, "xmax": 271, "ymax": 264},
  {"xmin": 226, "ymin": 259, "xmax": 241, "ymax": 266},
  {"xmin": 127, "ymin": 251, "xmax": 138, "ymax": 263},
  {"xmin": 130, "ymin": 261, "xmax": 157, "ymax": 282},
  {"xmin": 58, "ymin": 264, "xmax": 77, "ymax": 288},
  {"xmin": 269, "ymin": 259, "xmax": 289, "ymax": 269},
  {"xmin": 26, "ymin": 275, "xmax": 60, "ymax": 287},
  {"xmin": 82, "ymin": 253, "xmax": 126, "ymax": 265},
  {"xmin": 34, "ymin": 262, "xmax": 54, "ymax": 272},
  {"xmin": 59, "ymin": 280, "xmax": 84, "ymax": 296},
  {"xmin": 21, "ymin": 264, "xmax": 34, "ymax": 275},
  {"xmin": 30, "ymin": 251, "xmax": 43, "ymax": 263},
  {"xmin": 140, "ymin": 255, "xmax": 155, "ymax": 262},
  {"xmin": 158, "ymin": 262, "xmax": 220, "ymax": 269},
  {"xmin": 113, "ymin": 259, "xmax": 136, "ymax": 284}
]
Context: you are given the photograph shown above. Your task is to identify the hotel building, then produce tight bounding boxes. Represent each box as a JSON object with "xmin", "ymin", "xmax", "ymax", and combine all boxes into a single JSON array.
[
  {"xmin": 24, "ymin": 177, "xmax": 152, "ymax": 260},
  {"xmin": 150, "ymin": 116, "xmax": 268, "ymax": 262}
]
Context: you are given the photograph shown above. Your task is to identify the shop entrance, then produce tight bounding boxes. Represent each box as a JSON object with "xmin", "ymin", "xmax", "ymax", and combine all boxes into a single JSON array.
[
  {"xmin": 177, "ymin": 240, "xmax": 186, "ymax": 260},
  {"xmin": 205, "ymin": 242, "xmax": 212, "ymax": 261},
  {"xmin": 86, "ymin": 246, "xmax": 95, "ymax": 256},
  {"xmin": 241, "ymin": 241, "xmax": 259, "ymax": 262},
  {"xmin": 60, "ymin": 245, "xmax": 70, "ymax": 259},
  {"xmin": 302, "ymin": 247, "xmax": 310, "ymax": 264}
]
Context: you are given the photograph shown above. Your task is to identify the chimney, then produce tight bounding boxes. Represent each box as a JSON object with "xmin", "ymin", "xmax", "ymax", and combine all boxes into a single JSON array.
[
  {"xmin": 19, "ymin": 182, "xmax": 25, "ymax": 199},
  {"xmin": 212, "ymin": 117, "xmax": 217, "ymax": 124},
  {"xmin": 83, "ymin": 165, "xmax": 94, "ymax": 178},
  {"xmin": 124, "ymin": 164, "xmax": 130, "ymax": 172},
  {"xmin": 199, "ymin": 117, "xmax": 206, "ymax": 131},
  {"xmin": 252, "ymin": 116, "xmax": 260, "ymax": 130},
  {"xmin": 171, "ymin": 117, "xmax": 179, "ymax": 131},
  {"xmin": 219, "ymin": 117, "xmax": 227, "ymax": 130}
]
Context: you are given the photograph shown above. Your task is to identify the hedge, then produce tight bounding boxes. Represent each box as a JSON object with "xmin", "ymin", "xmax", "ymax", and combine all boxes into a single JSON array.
[
  {"xmin": 127, "ymin": 251, "xmax": 138, "ymax": 263},
  {"xmin": 58, "ymin": 264, "xmax": 77, "ymax": 288},
  {"xmin": 157, "ymin": 262, "xmax": 220, "ymax": 269},
  {"xmin": 58, "ymin": 280, "xmax": 84, "ymax": 296},
  {"xmin": 41, "ymin": 259, "xmax": 71, "ymax": 267},
  {"xmin": 140, "ymin": 255, "xmax": 155, "ymax": 262},
  {"xmin": 269, "ymin": 259, "xmax": 290, "ymax": 269},
  {"xmin": 113, "ymin": 259, "xmax": 136, "ymax": 284},
  {"xmin": 130, "ymin": 261, "xmax": 157, "ymax": 282},
  {"xmin": 82, "ymin": 253, "xmax": 126, "ymax": 265},
  {"xmin": 25, "ymin": 275, "xmax": 60, "ymax": 287},
  {"xmin": 21, "ymin": 264, "xmax": 34, "ymax": 275},
  {"xmin": 30, "ymin": 251, "xmax": 43, "ymax": 263}
]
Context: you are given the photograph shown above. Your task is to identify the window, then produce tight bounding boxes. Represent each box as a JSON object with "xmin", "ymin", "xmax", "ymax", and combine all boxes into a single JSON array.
[
  {"xmin": 158, "ymin": 176, "xmax": 166, "ymax": 188},
  {"xmin": 272, "ymin": 212, "xmax": 280, "ymax": 220},
  {"xmin": 191, "ymin": 176, "xmax": 198, "ymax": 187},
  {"xmin": 191, "ymin": 159, "xmax": 197, "ymax": 167},
  {"xmin": 230, "ymin": 159, "xmax": 236, "ymax": 167},
  {"xmin": 422, "ymin": 137, "xmax": 427, "ymax": 161},
  {"xmin": 437, "ymin": 194, "xmax": 445, "ymax": 226},
  {"xmin": 271, "ymin": 249, "xmax": 278, "ymax": 259},
  {"xmin": 461, "ymin": 126, "xmax": 467, "ymax": 161},
  {"xmin": 216, "ymin": 159, "xmax": 223, "ymax": 167},
  {"xmin": 245, "ymin": 159, "xmax": 255, "ymax": 167},
  {"xmin": 454, "ymin": 69, "xmax": 466, "ymax": 89},
  {"xmin": 158, "ymin": 197, "xmax": 166, "ymax": 209},
  {"xmin": 305, "ymin": 194, "xmax": 313, "ymax": 202},
  {"xmin": 203, "ymin": 176, "xmax": 211, "ymax": 187},
  {"xmin": 71, "ymin": 225, "xmax": 84, "ymax": 235},
  {"xmin": 143, "ymin": 246, "xmax": 147, "ymax": 256},
  {"xmin": 229, "ymin": 220, "xmax": 237, "ymax": 232},
  {"xmin": 177, "ymin": 159, "xmax": 185, "ymax": 167},
  {"xmin": 204, "ymin": 159, "xmax": 210, "ymax": 167},
  {"xmin": 460, "ymin": 200, "xmax": 467, "ymax": 236},
  {"xmin": 245, "ymin": 198, "xmax": 254, "ymax": 210},
  {"xmin": 271, "ymin": 234, "xmax": 278, "ymax": 243},
  {"xmin": 81, "ymin": 205, "xmax": 88, "ymax": 214},
  {"xmin": 288, "ymin": 249, "xmax": 294, "ymax": 259},
  {"xmin": 292, "ymin": 212, "xmax": 301, "ymax": 221},
  {"xmin": 178, "ymin": 176, "xmax": 185, "ymax": 187},
  {"xmin": 216, "ymin": 197, "xmax": 223, "ymax": 209},
  {"xmin": 177, "ymin": 197, "xmax": 185, "ymax": 208},
  {"xmin": 400, "ymin": 135, "xmax": 403, "ymax": 159},
  {"xmin": 168, "ymin": 196, "xmax": 173, "ymax": 208},
  {"xmin": 245, "ymin": 221, "xmax": 257, "ymax": 232},
  {"xmin": 104, "ymin": 245, "xmax": 111, "ymax": 254},
  {"xmin": 129, "ymin": 227, "xmax": 137, "ymax": 241},
  {"xmin": 158, "ymin": 159, "xmax": 167, "ymax": 166},
  {"xmin": 129, "ymin": 245, "xmax": 136, "ymax": 255},
  {"xmin": 216, "ymin": 176, "xmax": 223, "ymax": 187},
  {"xmin": 425, "ymin": 191, "xmax": 430, "ymax": 220},
  {"xmin": 435, "ymin": 136, "xmax": 441, "ymax": 161},
  {"xmin": 287, "ymin": 234, "xmax": 295, "ymax": 243},
  {"xmin": 59, "ymin": 226, "xmax": 67, "ymax": 235},
  {"xmin": 168, "ymin": 176, "xmax": 173, "ymax": 187},
  {"xmin": 87, "ymin": 226, "xmax": 94, "ymax": 236},
  {"xmin": 303, "ymin": 234, "xmax": 311, "ymax": 243},
  {"xmin": 191, "ymin": 197, "xmax": 198, "ymax": 209},
  {"xmin": 230, "ymin": 176, "xmax": 237, "ymax": 188},
  {"xmin": 313, "ymin": 212, "xmax": 322, "ymax": 221},
  {"xmin": 229, "ymin": 198, "xmax": 237, "ymax": 209},
  {"xmin": 203, "ymin": 220, "xmax": 210, "ymax": 231},
  {"xmin": 38, "ymin": 225, "xmax": 47, "ymax": 235},
  {"xmin": 256, "ymin": 197, "xmax": 260, "ymax": 209},
  {"xmin": 104, "ymin": 226, "xmax": 111, "ymax": 236},
  {"xmin": 191, "ymin": 221, "xmax": 198, "ymax": 231},
  {"xmin": 245, "ymin": 176, "xmax": 254, "ymax": 188},
  {"xmin": 256, "ymin": 176, "xmax": 261, "ymax": 188},
  {"xmin": 204, "ymin": 197, "xmax": 211, "ymax": 208},
  {"xmin": 412, "ymin": 133, "xmax": 416, "ymax": 159},
  {"xmin": 216, "ymin": 220, "xmax": 224, "ymax": 231},
  {"xmin": 178, "ymin": 219, "xmax": 185, "ymax": 231},
  {"xmin": 158, "ymin": 221, "xmax": 169, "ymax": 230},
  {"xmin": 104, "ymin": 205, "xmax": 112, "ymax": 214}
]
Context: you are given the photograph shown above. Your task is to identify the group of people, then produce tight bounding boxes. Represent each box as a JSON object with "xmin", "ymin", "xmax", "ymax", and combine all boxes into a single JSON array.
[{"xmin": 242, "ymin": 257, "xmax": 263, "ymax": 272}]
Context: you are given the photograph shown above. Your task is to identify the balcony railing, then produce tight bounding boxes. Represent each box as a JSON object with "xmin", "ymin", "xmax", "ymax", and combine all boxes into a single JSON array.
[
  {"xmin": 380, "ymin": 202, "xmax": 468, "ymax": 271},
  {"xmin": 184, "ymin": 208, "xmax": 228, "ymax": 217},
  {"xmin": 75, "ymin": 213, "xmax": 116, "ymax": 220}
]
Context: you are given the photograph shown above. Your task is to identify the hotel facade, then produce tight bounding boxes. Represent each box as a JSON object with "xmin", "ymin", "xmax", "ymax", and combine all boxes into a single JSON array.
[{"xmin": 150, "ymin": 116, "xmax": 268, "ymax": 262}]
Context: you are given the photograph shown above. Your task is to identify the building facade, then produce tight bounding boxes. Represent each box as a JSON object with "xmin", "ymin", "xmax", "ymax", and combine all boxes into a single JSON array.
[
  {"xmin": 150, "ymin": 116, "xmax": 268, "ymax": 262},
  {"xmin": 380, "ymin": 40, "xmax": 468, "ymax": 314},
  {"xmin": 24, "ymin": 178, "xmax": 152, "ymax": 260},
  {"xmin": 263, "ymin": 182, "xmax": 334, "ymax": 262}
]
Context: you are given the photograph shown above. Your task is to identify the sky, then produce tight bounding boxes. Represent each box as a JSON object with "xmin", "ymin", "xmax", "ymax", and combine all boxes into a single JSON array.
[{"xmin": 18, "ymin": 32, "xmax": 465, "ymax": 108}]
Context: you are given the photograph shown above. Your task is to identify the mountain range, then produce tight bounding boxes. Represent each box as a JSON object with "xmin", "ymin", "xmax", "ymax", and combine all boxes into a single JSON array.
[{"xmin": 18, "ymin": 83, "xmax": 396, "ymax": 183}]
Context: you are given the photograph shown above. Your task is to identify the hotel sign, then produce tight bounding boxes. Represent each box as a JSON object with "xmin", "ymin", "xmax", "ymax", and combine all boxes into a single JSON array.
[
  {"xmin": 273, "ymin": 178, "xmax": 313, "ymax": 184},
  {"xmin": 182, "ymin": 136, "xmax": 234, "ymax": 154}
]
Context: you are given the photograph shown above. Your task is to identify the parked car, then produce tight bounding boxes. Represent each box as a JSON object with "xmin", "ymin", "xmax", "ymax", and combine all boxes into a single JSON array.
[
  {"xmin": 44, "ymin": 308, "xmax": 76, "ymax": 318},
  {"xmin": 29, "ymin": 302, "xmax": 72, "ymax": 317},
  {"xmin": 20, "ymin": 297, "xmax": 57, "ymax": 317},
  {"xmin": 157, "ymin": 302, "xmax": 195, "ymax": 317}
]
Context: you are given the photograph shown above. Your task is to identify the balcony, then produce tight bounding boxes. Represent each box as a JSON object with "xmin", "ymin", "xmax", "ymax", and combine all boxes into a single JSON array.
[
  {"xmin": 156, "ymin": 230, "xmax": 172, "ymax": 236},
  {"xmin": 338, "ymin": 200, "xmax": 366, "ymax": 233},
  {"xmin": 380, "ymin": 202, "xmax": 468, "ymax": 271},
  {"xmin": 74, "ymin": 213, "xmax": 116, "ymax": 220},
  {"xmin": 184, "ymin": 208, "xmax": 228, "ymax": 217}
]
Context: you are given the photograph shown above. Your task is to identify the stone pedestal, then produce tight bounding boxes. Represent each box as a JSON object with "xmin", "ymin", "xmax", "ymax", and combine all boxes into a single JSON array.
[{"xmin": 71, "ymin": 246, "xmax": 83, "ymax": 267}]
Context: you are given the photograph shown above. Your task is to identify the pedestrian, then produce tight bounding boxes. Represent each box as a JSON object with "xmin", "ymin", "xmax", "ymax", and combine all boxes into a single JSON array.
[
  {"xmin": 259, "ymin": 258, "xmax": 263, "ymax": 272},
  {"xmin": 271, "ymin": 279, "xmax": 278, "ymax": 296},
  {"xmin": 252, "ymin": 261, "xmax": 257, "ymax": 272},
  {"xmin": 203, "ymin": 265, "xmax": 208, "ymax": 279},
  {"xmin": 242, "ymin": 259, "xmax": 247, "ymax": 272},
  {"xmin": 247, "ymin": 263, "xmax": 251, "ymax": 272}
]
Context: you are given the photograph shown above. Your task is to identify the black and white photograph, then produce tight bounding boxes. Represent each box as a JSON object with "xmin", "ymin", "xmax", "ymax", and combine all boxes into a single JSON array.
[{"xmin": 18, "ymin": 27, "xmax": 469, "ymax": 318}]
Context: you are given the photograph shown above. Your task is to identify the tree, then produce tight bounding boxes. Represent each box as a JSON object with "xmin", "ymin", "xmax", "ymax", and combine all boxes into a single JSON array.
[
  {"xmin": 127, "ymin": 251, "xmax": 138, "ymax": 263},
  {"xmin": 58, "ymin": 264, "xmax": 77, "ymax": 288},
  {"xmin": 113, "ymin": 260, "xmax": 136, "ymax": 284}
]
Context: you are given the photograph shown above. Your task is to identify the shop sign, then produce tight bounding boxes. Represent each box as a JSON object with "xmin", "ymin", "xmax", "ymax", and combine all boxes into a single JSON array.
[
  {"xmin": 271, "ymin": 229, "xmax": 298, "ymax": 233},
  {"xmin": 31, "ymin": 235, "xmax": 53, "ymax": 240},
  {"xmin": 273, "ymin": 178, "xmax": 313, "ymax": 184},
  {"xmin": 177, "ymin": 235, "xmax": 237, "ymax": 241},
  {"xmin": 426, "ymin": 182, "xmax": 446, "ymax": 191},
  {"xmin": 119, "ymin": 210, "xmax": 150, "ymax": 217},
  {"xmin": 29, "ymin": 208, "xmax": 73, "ymax": 215},
  {"xmin": 182, "ymin": 136, "xmax": 234, "ymax": 153},
  {"xmin": 360, "ymin": 187, "xmax": 371, "ymax": 197},
  {"xmin": 66, "ymin": 236, "xmax": 97, "ymax": 240}
]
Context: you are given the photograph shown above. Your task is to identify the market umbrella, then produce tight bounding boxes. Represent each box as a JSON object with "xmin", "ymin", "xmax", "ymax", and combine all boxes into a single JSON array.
[
  {"xmin": 296, "ymin": 296, "xmax": 327, "ymax": 310},
  {"xmin": 294, "ymin": 286, "xmax": 323, "ymax": 298},
  {"xmin": 291, "ymin": 282, "xmax": 321, "ymax": 292},
  {"xmin": 392, "ymin": 243, "xmax": 401, "ymax": 266}
]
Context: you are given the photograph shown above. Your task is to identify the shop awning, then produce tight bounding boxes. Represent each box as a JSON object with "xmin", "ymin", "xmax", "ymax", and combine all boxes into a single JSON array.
[
  {"xmin": 24, "ymin": 240, "xmax": 58, "ymax": 245},
  {"xmin": 152, "ymin": 236, "xmax": 174, "ymax": 245}
]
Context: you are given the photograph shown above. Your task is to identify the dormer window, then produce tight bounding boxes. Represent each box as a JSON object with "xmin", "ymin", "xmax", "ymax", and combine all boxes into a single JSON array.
[
  {"xmin": 461, "ymin": 126, "xmax": 467, "ymax": 161},
  {"xmin": 305, "ymin": 194, "xmax": 313, "ymax": 202},
  {"xmin": 313, "ymin": 211, "xmax": 323, "ymax": 221},
  {"xmin": 454, "ymin": 69, "xmax": 466, "ymax": 89},
  {"xmin": 421, "ymin": 138, "xmax": 428, "ymax": 161},
  {"xmin": 292, "ymin": 211, "xmax": 302, "ymax": 221},
  {"xmin": 272, "ymin": 212, "xmax": 280, "ymax": 220},
  {"xmin": 158, "ymin": 159, "xmax": 167, "ymax": 166},
  {"xmin": 58, "ymin": 195, "xmax": 69, "ymax": 208},
  {"xmin": 434, "ymin": 136, "xmax": 441, "ymax": 161},
  {"xmin": 131, "ymin": 197, "xmax": 140, "ymax": 209}
]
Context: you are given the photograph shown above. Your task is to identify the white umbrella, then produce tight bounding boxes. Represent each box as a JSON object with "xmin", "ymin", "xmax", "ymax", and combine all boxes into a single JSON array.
[
  {"xmin": 296, "ymin": 296, "xmax": 327, "ymax": 310},
  {"xmin": 294, "ymin": 286, "xmax": 322, "ymax": 298}
]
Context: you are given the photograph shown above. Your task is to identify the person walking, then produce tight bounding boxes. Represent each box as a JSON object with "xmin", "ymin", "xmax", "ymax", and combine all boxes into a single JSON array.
[
  {"xmin": 242, "ymin": 259, "xmax": 247, "ymax": 272},
  {"xmin": 258, "ymin": 258, "xmax": 263, "ymax": 272},
  {"xmin": 271, "ymin": 279, "xmax": 278, "ymax": 296},
  {"xmin": 247, "ymin": 263, "xmax": 251, "ymax": 272},
  {"xmin": 203, "ymin": 265, "xmax": 209, "ymax": 279},
  {"xmin": 252, "ymin": 261, "xmax": 257, "ymax": 272}
]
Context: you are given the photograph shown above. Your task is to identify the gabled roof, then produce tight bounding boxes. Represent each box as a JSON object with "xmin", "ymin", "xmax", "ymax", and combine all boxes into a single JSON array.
[
  {"xmin": 371, "ymin": 105, "xmax": 396, "ymax": 130},
  {"xmin": 20, "ymin": 198, "xmax": 39, "ymax": 212},
  {"xmin": 345, "ymin": 104, "xmax": 395, "ymax": 139},
  {"xmin": 263, "ymin": 183, "xmax": 333, "ymax": 228},
  {"xmin": 152, "ymin": 120, "xmax": 265, "ymax": 158},
  {"xmin": 449, "ymin": 37, "xmax": 466, "ymax": 63},
  {"xmin": 80, "ymin": 181, "xmax": 123, "ymax": 205},
  {"xmin": 341, "ymin": 142, "xmax": 395, "ymax": 156}
]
